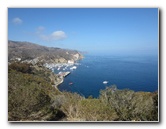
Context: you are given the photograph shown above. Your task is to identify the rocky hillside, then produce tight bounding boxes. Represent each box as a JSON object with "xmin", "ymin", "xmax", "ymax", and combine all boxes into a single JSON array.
[{"xmin": 8, "ymin": 40, "xmax": 83, "ymax": 64}]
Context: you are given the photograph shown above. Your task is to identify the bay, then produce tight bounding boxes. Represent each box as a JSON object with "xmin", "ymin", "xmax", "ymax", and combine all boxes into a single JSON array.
[{"xmin": 58, "ymin": 54, "xmax": 158, "ymax": 98}]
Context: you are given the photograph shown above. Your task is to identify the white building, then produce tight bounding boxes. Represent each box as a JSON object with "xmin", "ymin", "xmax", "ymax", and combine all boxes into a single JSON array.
[{"xmin": 68, "ymin": 60, "xmax": 74, "ymax": 64}]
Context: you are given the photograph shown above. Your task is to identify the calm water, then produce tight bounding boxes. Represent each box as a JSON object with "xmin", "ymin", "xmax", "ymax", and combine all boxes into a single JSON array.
[{"xmin": 58, "ymin": 54, "xmax": 158, "ymax": 98}]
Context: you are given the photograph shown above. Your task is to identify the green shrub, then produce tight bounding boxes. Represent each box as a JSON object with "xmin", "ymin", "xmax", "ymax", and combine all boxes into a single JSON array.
[
  {"xmin": 99, "ymin": 85, "xmax": 158, "ymax": 121},
  {"xmin": 8, "ymin": 66, "xmax": 63, "ymax": 121},
  {"xmin": 9, "ymin": 62, "xmax": 32, "ymax": 73},
  {"xmin": 77, "ymin": 99, "xmax": 118, "ymax": 121}
]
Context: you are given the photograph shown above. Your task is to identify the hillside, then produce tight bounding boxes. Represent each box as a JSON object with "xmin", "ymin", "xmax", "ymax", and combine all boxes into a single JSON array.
[
  {"xmin": 8, "ymin": 62, "xmax": 158, "ymax": 121},
  {"xmin": 8, "ymin": 40, "xmax": 83, "ymax": 64}
]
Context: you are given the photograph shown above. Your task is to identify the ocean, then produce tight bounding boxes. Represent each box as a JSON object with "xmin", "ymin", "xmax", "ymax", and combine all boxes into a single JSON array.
[{"xmin": 57, "ymin": 54, "xmax": 158, "ymax": 98}]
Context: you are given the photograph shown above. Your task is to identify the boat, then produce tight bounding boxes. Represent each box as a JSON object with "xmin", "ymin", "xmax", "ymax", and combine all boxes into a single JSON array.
[
  {"xmin": 73, "ymin": 66, "xmax": 77, "ymax": 69},
  {"xmin": 70, "ymin": 66, "xmax": 77, "ymax": 70},
  {"xmin": 69, "ymin": 82, "xmax": 73, "ymax": 85},
  {"xmin": 103, "ymin": 81, "xmax": 108, "ymax": 84}
]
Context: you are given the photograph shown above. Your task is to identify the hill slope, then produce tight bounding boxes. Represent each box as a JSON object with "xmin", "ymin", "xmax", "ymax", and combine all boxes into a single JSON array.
[
  {"xmin": 8, "ymin": 40, "xmax": 83, "ymax": 64},
  {"xmin": 8, "ymin": 63, "xmax": 158, "ymax": 121}
]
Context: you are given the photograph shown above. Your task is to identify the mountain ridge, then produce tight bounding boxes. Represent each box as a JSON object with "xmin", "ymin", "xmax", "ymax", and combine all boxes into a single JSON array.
[{"xmin": 8, "ymin": 40, "xmax": 83, "ymax": 64}]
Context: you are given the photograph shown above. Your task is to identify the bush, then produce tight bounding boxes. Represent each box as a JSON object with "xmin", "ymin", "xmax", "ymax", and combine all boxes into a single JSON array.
[
  {"xmin": 99, "ymin": 85, "xmax": 158, "ymax": 121},
  {"xmin": 9, "ymin": 62, "xmax": 32, "ymax": 73},
  {"xmin": 8, "ymin": 67, "xmax": 63, "ymax": 121},
  {"xmin": 77, "ymin": 99, "xmax": 118, "ymax": 121}
]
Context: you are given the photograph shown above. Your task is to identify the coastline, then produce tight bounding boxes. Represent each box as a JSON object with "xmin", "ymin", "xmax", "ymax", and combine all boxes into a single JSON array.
[
  {"xmin": 53, "ymin": 72, "xmax": 70, "ymax": 90},
  {"xmin": 53, "ymin": 77, "xmax": 63, "ymax": 91},
  {"xmin": 48, "ymin": 59, "xmax": 83, "ymax": 91}
]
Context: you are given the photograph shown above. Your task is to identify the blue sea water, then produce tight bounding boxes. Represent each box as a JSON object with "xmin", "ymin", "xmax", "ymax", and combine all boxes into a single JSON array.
[{"xmin": 58, "ymin": 54, "xmax": 158, "ymax": 98}]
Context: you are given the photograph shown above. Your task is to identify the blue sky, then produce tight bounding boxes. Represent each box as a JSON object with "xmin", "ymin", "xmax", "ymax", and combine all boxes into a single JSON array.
[{"xmin": 8, "ymin": 8, "xmax": 158, "ymax": 56}]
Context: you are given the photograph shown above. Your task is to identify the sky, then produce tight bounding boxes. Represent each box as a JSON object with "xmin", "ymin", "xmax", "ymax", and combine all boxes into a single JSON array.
[{"xmin": 8, "ymin": 8, "xmax": 158, "ymax": 56}]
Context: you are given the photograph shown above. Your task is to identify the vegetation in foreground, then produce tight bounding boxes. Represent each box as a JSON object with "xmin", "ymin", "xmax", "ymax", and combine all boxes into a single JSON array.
[{"xmin": 8, "ymin": 62, "xmax": 158, "ymax": 121}]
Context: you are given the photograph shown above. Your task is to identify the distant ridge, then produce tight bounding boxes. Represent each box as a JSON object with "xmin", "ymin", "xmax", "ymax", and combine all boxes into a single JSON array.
[{"xmin": 8, "ymin": 40, "xmax": 83, "ymax": 64}]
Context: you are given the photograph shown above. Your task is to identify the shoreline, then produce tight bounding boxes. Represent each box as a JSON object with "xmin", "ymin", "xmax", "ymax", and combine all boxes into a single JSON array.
[
  {"xmin": 53, "ymin": 72, "xmax": 70, "ymax": 90},
  {"xmin": 52, "ymin": 77, "xmax": 64, "ymax": 91},
  {"xmin": 49, "ymin": 62, "xmax": 81, "ymax": 91}
]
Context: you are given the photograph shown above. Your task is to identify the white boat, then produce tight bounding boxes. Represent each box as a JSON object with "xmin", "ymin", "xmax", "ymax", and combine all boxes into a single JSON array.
[
  {"xmin": 103, "ymin": 81, "xmax": 108, "ymax": 84},
  {"xmin": 70, "ymin": 66, "xmax": 77, "ymax": 70},
  {"xmin": 73, "ymin": 66, "xmax": 77, "ymax": 69}
]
